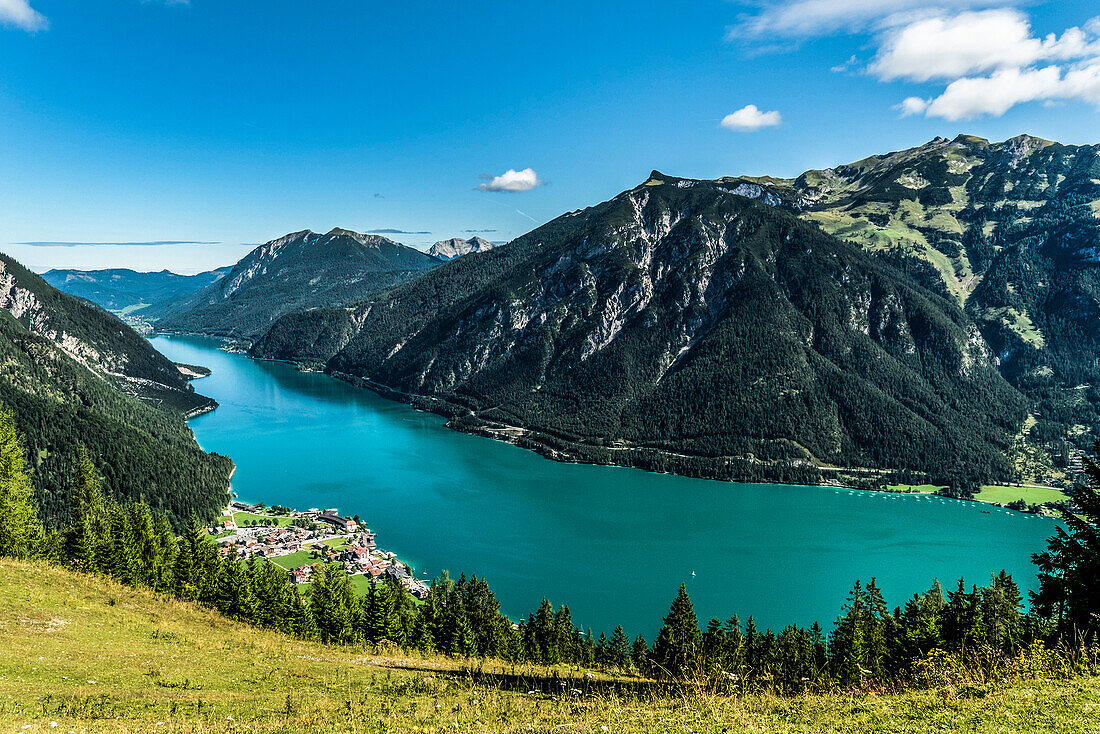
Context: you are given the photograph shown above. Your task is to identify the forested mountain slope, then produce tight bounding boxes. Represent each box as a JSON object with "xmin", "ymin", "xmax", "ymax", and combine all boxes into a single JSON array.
[
  {"xmin": 150, "ymin": 228, "xmax": 441, "ymax": 339},
  {"xmin": 42, "ymin": 266, "xmax": 230, "ymax": 313},
  {"xmin": 769, "ymin": 134, "xmax": 1100, "ymax": 471},
  {"xmin": 0, "ymin": 254, "xmax": 231, "ymax": 524},
  {"xmin": 252, "ymin": 172, "xmax": 1026, "ymax": 486}
]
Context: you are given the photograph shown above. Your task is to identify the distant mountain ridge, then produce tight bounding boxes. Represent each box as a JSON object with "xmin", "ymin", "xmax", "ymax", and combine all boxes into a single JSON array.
[
  {"xmin": 252, "ymin": 169, "xmax": 1027, "ymax": 487},
  {"xmin": 428, "ymin": 236, "xmax": 496, "ymax": 260},
  {"xmin": 0, "ymin": 253, "xmax": 232, "ymax": 524},
  {"xmin": 41, "ymin": 267, "xmax": 230, "ymax": 314},
  {"xmin": 149, "ymin": 227, "xmax": 442, "ymax": 340}
]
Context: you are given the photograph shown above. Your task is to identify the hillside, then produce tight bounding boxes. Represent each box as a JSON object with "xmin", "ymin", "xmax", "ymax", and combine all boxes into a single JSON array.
[
  {"xmin": 252, "ymin": 171, "xmax": 1026, "ymax": 487},
  {"xmin": 0, "ymin": 253, "xmax": 232, "ymax": 524},
  {"xmin": 150, "ymin": 228, "xmax": 442, "ymax": 340},
  {"xmin": 41, "ymin": 266, "xmax": 230, "ymax": 314},
  {"xmin": 3, "ymin": 559, "xmax": 1097, "ymax": 734}
]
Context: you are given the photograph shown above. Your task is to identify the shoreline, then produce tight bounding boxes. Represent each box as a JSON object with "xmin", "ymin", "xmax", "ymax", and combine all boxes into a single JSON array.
[{"xmin": 154, "ymin": 333, "xmax": 1067, "ymax": 519}]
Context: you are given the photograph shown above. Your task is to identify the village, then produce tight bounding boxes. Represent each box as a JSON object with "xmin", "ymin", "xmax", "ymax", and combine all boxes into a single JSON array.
[{"xmin": 212, "ymin": 500, "xmax": 430, "ymax": 599}]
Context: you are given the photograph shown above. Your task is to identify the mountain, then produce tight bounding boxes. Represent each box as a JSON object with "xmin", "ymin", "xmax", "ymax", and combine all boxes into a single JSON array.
[
  {"xmin": 252, "ymin": 170, "xmax": 1027, "ymax": 487},
  {"xmin": 428, "ymin": 236, "xmax": 496, "ymax": 261},
  {"xmin": 0, "ymin": 253, "xmax": 232, "ymax": 524},
  {"xmin": 41, "ymin": 267, "xmax": 230, "ymax": 314},
  {"xmin": 754, "ymin": 134, "xmax": 1100, "ymax": 475},
  {"xmin": 149, "ymin": 228, "xmax": 442, "ymax": 340}
]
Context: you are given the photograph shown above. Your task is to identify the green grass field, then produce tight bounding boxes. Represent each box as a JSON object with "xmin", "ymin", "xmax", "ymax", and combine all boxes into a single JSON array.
[
  {"xmin": 2, "ymin": 559, "xmax": 1099, "ymax": 733},
  {"xmin": 264, "ymin": 549, "xmax": 318, "ymax": 570},
  {"xmin": 115, "ymin": 303, "xmax": 150, "ymax": 316},
  {"xmin": 231, "ymin": 511, "xmax": 295, "ymax": 527},
  {"xmin": 976, "ymin": 485, "xmax": 1068, "ymax": 506}
]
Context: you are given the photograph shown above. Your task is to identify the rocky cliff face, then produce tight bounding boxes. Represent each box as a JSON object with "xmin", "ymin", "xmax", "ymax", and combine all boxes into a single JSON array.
[{"xmin": 428, "ymin": 236, "xmax": 496, "ymax": 260}]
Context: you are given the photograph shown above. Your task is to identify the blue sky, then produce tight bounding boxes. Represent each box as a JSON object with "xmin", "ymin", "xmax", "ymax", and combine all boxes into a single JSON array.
[{"xmin": 3, "ymin": 0, "xmax": 1100, "ymax": 273}]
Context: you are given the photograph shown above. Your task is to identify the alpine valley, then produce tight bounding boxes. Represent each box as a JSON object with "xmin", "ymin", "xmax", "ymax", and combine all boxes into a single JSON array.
[{"xmin": 233, "ymin": 135, "xmax": 1100, "ymax": 492}]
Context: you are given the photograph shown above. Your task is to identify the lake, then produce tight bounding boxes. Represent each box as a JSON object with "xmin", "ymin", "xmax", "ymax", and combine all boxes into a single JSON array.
[{"xmin": 152, "ymin": 334, "xmax": 1059, "ymax": 639}]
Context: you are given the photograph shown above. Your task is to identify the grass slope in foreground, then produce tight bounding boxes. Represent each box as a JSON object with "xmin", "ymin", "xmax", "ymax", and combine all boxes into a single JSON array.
[{"xmin": 3, "ymin": 560, "xmax": 1099, "ymax": 734}]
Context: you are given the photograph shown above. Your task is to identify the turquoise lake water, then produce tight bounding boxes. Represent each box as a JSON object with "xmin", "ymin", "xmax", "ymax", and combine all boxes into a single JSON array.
[{"xmin": 152, "ymin": 334, "xmax": 1059, "ymax": 639}]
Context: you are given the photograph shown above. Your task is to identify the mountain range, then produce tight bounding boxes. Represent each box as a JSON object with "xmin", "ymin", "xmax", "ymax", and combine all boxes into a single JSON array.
[
  {"xmin": 0, "ymin": 254, "xmax": 232, "ymax": 524},
  {"xmin": 243, "ymin": 134, "xmax": 1100, "ymax": 489},
  {"xmin": 40, "ymin": 267, "xmax": 231, "ymax": 314}
]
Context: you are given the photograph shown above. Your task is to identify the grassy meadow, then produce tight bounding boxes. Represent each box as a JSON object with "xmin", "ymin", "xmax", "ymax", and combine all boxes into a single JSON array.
[{"xmin": 2, "ymin": 559, "xmax": 1099, "ymax": 733}]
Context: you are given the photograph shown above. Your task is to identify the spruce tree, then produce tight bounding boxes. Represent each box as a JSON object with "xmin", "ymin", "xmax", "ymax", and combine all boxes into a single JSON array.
[
  {"xmin": 1033, "ymin": 447, "xmax": 1100, "ymax": 640},
  {"xmin": 106, "ymin": 502, "xmax": 138, "ymax": 585},
  {"xmin": 702, "ymin": 617, "xmax": 726, "ymax": 674},
  {"xmin": 532, "ymin": 599, "xmax": 556, "ymax": 664},
  {"xmin": 609, "ymin": 625, "xmax": 630, "ymax": 670},
  {"xmin": 830, "ymin": 581, "xmax": 868, "ymax": 685},
  {"xmin": 152, "ymin": 513, "xmax": 179, "ymax": 593},
  {"xmin": 652, "ymin": 584, "xmax": 701, "ymax": 681},
  {"xmin": 64, "ymin": 448, "xmax": 108, "ymax": 573},
  {"xmin": 0, "ymin": 406, "xmax": 42, "ymax": 559},
  {"xmin": 385, "ymin": 578, "xmax": 417, "ymax": 646}
]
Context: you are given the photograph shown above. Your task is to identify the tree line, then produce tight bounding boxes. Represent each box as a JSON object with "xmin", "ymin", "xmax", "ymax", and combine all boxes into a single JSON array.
[{"xmin": 0, "ymin": 402, "xmax": 1097, "ymax": 691}]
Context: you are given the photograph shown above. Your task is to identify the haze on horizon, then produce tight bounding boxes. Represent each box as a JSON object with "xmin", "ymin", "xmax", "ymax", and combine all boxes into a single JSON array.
[{"xmin": 4, "ymin": 0, "xmax": 1100, "ymax": 273}]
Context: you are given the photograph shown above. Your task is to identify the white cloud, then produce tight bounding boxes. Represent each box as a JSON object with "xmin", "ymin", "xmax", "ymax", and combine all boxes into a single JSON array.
[
  {"xmin": 720, "ymin": 104, "xmax": 782, "ymax": 131},
  {"xmin": 870, "ymin": 10, "xmax": 1099, "ymax": 82},
  {"xmin": 735, "ymin": 3, "xmax": 1100, "ymax": 121},
  {"xmin": 896, "ymin": 96, "xmax": 930, "ymax": 117},
  {"xmin": 923, "ymin": 66, "xmax": 1063, "ymax": 120},
  {"xmin": 0, "ymin": 0, "xmax": 47, "ymax": 32},
  {"xmin": 862, "ymin": 7, "xmax": 1100, "ymax": 120},
  {"xmin": 731, "ymin": 0, "xmax": 1015, "ymax": 39},
  {"xmin": 479, "ymin": 168, "xmax": 543, "ymax": 193}
]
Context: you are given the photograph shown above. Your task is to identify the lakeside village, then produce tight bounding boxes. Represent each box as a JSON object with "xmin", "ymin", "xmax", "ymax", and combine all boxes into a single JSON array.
[{"xmin": 211, "ymin": 500, "xmax": 430, "ymax": 599}]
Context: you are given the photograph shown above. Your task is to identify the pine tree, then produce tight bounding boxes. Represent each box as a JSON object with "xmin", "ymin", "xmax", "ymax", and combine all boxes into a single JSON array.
[
  {"xmin": 173, "ymin": 518, "xmax": 207, "ymax": 601},
  {"xmin": 64, "ymin": 448, "xmax": 108, "ymax": 574},
  {"xmin": 609, "ymin": 625, "xmax": 630, "ymax": 670},
  {"xmin": 652, "ymin": 584, "xmax": 701, "ymax": 681},
  {"xmin": 943, "ymin": 579, "xmax": 982, "ymax": 649},
  {"xmin": 385, "ymin": 578, "xmax": 417, "ymax": 647},
  {"xmin": 151, "ymin": 513, "xmax": 179, "ymax": 593},
  {"xmin": 532, "ymin": 599, "xmax": 557, "ymax": 664},
  {"xmin": 863, "ymin": 578, "xmax": 891, "ymax": 678},
  {"xmin": 412, "ymin": 610, "xmax": 436, "ymax": 653},
  {"xmin": 702, "ymin": 617, "xmax": 726, "ymax": 674},
  {"xmin": 364, "ymin": 582, "xmax": 398, "ymax": 644},
  {"xmin": 309, "ymin": 564, "xmax": 359, "ymax": 645},
  {"xmin": 106, "ymin": 502, "xmax": 138, "ymax": 585},
  {"xmin": 552, "ymin": 605, "xmax": 576, "ymax": 665},
  {"xmin": 0, "ymin": 406, "xmax": 42, "ymax": 559},
  {"xmin": 127, "ymin": 502, "xmax": 158, "ymax": 587},
  {"xmin": 830, "ymin": 580, "xmax": 868, "ymax": 685}
]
